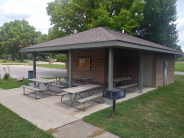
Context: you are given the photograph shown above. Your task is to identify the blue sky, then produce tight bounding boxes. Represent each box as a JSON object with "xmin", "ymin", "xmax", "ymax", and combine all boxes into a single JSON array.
[{"xmin": 0, "ymin": 0, "xmax": 183, "ymax": 50}]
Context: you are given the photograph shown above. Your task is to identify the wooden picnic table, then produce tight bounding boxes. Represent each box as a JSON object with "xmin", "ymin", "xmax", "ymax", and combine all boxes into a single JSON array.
[
  {"xmin": 29, "ymin": 78, "xmax": 57, "ymax": 91},
  {"xmin": 59, "ymin": 84, "xmax": 101, "ymax": 111},
  {"xmin": 73, "ymin": 76, "xmax": 95, "ymax": 84},
  {"xmin": 53, "ymin": 75, "xmax": 95, "ymax": 84},
  {"xmin": 113, "ymin": 77, "xmax": 132, "ymax": 88},
  {"xmin": 25, "ymin": 78, "xmax": 57, "ymax": 98}
]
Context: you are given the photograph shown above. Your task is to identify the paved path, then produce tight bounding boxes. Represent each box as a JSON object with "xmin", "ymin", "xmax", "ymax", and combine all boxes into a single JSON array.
[
  {"xmin": 175, "ymin": 71, "xmax": 184, "ymax": 75},
  {"xmin": 0, "ymin": 65, "xmax": 67, "ymax": 78},
  {"xmin": 0, "ymin": 87, "xmax": 119, "ymax": 138},
  {"xmin": 53, "ymin": 120, "xmax": 120, "ymax": 138}
]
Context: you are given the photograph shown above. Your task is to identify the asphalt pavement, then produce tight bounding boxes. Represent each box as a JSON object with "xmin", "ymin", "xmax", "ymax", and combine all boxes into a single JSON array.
[
  {"xmin": 0, "ymin": 65, "xmax": 67, "ymax": 79},
  {"xmin": 175, "ymin": 71, "xmax": 184, "ymax": 75}
]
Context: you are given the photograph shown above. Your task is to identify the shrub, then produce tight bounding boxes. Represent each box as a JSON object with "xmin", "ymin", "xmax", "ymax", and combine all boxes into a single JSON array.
[
  {"xmin": 54, "ymin": 54, "xmax": 67, "ymax": 69},
  {"xmin": 55, "ymin": 54, "xmax": 67, "ymax": 62},
  {"xmin": 3, "ymin": 73, "xmax": 10, "ymax": 80}
]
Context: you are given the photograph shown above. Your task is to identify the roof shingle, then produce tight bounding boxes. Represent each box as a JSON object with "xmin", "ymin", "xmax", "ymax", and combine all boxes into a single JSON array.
[{"xmin": 24, "ymin": 27, "xmax": 178, "ymax": 52}]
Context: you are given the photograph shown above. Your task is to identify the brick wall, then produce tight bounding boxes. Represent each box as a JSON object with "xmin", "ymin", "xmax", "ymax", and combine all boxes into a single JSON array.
[
  {"xmin": 113, "ymin": 52, "xmax": 140, "ymax": 84},
  {"xmin": 153, "ymin": 53, "xmax": 175, "ymax": 87},
  {"xmin": 67, "ymin": 50, "xmax": 175, "ymax": 88},
  {"xmin": 67, "ymin": 51, "xmax": 107, "ymax": 84}
]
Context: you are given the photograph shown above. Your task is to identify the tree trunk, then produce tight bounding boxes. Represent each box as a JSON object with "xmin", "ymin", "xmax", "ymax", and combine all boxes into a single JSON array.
[
  {"xmin": 12, "ymin": 52, "xmax": 15, "ymax": 60},
  {"xmin": 65, "ymin": 62, "xmax": 67, "ymax": 69},
  {"xmin": 27, "ymin": 52, "xmax": 28, "ymax": 59},
  {"xmin": 20, "ymin": 53, "xmax": 23, "ymax": 61}
]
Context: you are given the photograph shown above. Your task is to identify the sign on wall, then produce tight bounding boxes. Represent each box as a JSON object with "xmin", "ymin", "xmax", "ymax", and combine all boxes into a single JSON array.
[{"xmin": 76, "ymin": 58, "xmax": 90, "ymax": 70}]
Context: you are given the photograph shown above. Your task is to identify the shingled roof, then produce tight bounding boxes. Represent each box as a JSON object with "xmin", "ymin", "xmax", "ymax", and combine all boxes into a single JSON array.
[{"xmin": 21, "ymin": 27, "xmax": 182, "ymax": 54}]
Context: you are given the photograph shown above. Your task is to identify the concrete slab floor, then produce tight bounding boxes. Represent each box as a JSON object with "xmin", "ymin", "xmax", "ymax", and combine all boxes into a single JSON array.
[
  {"xmin": 53, "ymin": 120, "xmax": 120, "ymax": 138},
  {"xmin": 0, "ymin": 82, "xmax": 156, "ymax": 136},
  {"xmin": 12, "ymin": 102, "xmax": 77, "ymax": 131}
]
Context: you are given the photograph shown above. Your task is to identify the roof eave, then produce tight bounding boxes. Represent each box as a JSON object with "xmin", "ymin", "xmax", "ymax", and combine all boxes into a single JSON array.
[{"xmin": 20, "ymin": 40, "xmax": 183, "ymax": 55}]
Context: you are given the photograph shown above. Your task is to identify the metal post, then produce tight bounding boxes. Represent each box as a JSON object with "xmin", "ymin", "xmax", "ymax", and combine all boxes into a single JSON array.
[
  {"xmin": 139, "ymin": 50, "xmax": 143, "ymax": 93},
  {"xmin": 33, "ymin": 51, "xmax": 36, "ymax": 87},
  {"xmin": 112, "ymin": 100, "xmax": 116, "ymax": 118},
  {"xmin": 108, "ymin": 47, "xmax": 114, "ymax": 104},
  {"xmin": 69, "ymin": 49, "xmax": 73, "ymax": 88}
]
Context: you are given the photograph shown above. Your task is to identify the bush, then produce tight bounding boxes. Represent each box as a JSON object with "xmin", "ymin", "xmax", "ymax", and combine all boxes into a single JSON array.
[
  {"xmin": 3, "ymin": 73, "xmax": 10, "ymax": 80},
  {"xmin": 55, "ymin": 54, "xmax": 67, "ymax": 62},
  {"xmin": 42, "ymin": 59, "xmax": 49, "ymax": 62}
]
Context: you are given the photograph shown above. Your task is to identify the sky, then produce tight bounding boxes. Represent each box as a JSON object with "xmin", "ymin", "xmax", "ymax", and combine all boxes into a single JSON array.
[{"xmin": 0, "ymin": 0, "xmax": 183, "ymax": 50}]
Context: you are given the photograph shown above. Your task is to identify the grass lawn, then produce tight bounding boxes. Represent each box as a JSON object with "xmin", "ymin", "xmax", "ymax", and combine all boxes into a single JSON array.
[
  {"xmin": 29, "ymin": 64, "xmax": 66, "ymax": 69},
  {"xmin": 83, "ymin": 75, "xmax": 184, "ymax": 138},
  {"xmin": 175, "ymin": 62, "xmax": 184, "ymax": 72},
  {"xmin": 0, "ymin": 104, "xmax": 54, "ymax": 138},
  {"xmin": 0, "ymin": 78, "xmax": 30, "ymax": 89},
  {"xmin": 0, "ymin": 59, "xmax": 28, "ymax": 63},
  {"xmin": 0, "ymin": 78, "xmax": 54, "ymax": 137}
]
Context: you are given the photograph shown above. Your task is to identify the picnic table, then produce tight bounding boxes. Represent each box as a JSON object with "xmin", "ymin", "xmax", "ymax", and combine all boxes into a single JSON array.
[
  {"xmin": 58, "ymin": 84, "xmax": 101, "ymax": 111},
  {"xmin": 73, "ymin": 76, "xmax": 95, "ymax": 84},
  {"xmin": 54, "ymin": 75, "xmax": 69, "ymax": 83},
  {"xmin": 54, "ymin": 75, "xmax": 95, "ymax": 84},
  {"xmin": 113, "ymin": 77, "xmax": 132, "ymax": 88},
  {"xmin": 23, "ymin": 78, "xmax": 57, "ymax": 99},
  {"xmin": 29, "ymin": 78, "xmax": 57, "ymax": 91}
]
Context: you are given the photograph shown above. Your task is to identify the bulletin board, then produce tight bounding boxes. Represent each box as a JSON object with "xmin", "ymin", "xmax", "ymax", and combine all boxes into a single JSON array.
[{"xmin": 76, "ymin": 58, "xmax": 90, "ymax": 70}]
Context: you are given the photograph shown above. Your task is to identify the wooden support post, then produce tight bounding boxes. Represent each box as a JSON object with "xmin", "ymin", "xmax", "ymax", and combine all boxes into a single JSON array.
[
  {"xmin": 139, "ymin": 50, "xmax": 143, "ymax": 93},
  {"xmin": 108, "ymin": 47, "xmax": 114, "ymax": 104},
  {"xmin": 69, "ymin": 49, "xmax": 73, "ymax": 88},
  {"xmin": 33, "ymin": 51, "xmax": 36, "ymax": 87}
]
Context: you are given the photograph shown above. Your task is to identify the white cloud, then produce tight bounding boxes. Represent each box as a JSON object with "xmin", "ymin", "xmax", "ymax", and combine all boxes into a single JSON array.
[
  {"xmin": 177, "ymin": 19, "xmax": 184, "ymax": 31},
  {"xmin": 1, "ymin": 0, "xmax": 34, "ymax": 16},
  {"xmin": 0, "ymin": 0, "xmax": 54, "ymax": 34},
  {"xmin": 29, "ymin": 14, "xmax": 52, "ymax": 34}
]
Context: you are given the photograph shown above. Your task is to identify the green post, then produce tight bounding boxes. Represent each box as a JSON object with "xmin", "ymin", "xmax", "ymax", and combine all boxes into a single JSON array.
[
  {"xmin": 33, "ymin": 51, "xmax": 36, "ymax": 87},
  {"xmin": 69, "ymin": 49, "xmax": 73, "ymax": 88},
  {"xmin": 33, "ymin": 51, "xmax": 36, "ymax": 78},
  {"xmin": 108, "ymin": 47, "xmax": 114, "ymax": 104},
  {"xmin": 139, "ymin": 50, "xmax": 143, "ymax": 93}
]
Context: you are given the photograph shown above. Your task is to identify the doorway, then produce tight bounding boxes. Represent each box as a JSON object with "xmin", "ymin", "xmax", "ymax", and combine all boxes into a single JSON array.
[{"xmin": 143, "ymin": 55, "xmax": 153, "ymax": 87}]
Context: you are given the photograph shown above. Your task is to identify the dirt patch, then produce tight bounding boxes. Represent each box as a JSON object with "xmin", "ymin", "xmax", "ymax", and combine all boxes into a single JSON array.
[
  {"xmin": 46, "ymin": 128, "xmax": 58, "ymax": 134},
  {"xmin": 88, "ymin": 129, "xmax": 106, "ymax": 137}
]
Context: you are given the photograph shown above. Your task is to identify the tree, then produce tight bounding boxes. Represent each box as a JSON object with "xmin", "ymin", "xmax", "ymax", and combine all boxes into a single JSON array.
[
  {"xmin": 135, "ymin": 0, "xmax": 181, "ymax": 51},
  {"xmin": 0, "ymin": 20, "xmax": 48, "ymax": 61},
  {"xmin": 46, "ymin": 0, "xmax": 145, "ymax": 40},
  {"xmin": 0, "ymin": 20, "xmax": 35, "ymax": 60}
]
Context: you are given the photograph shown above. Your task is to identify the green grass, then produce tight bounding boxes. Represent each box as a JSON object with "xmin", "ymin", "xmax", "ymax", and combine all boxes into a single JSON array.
[
  {"xmin": 0, "ymin": 103, "xmax": 54, "ymax": 138},
  {"xmin": 28, "ymin": 64, "xmax": 66, "ymax": 69},
  {"xmin": 0, "ymin": 78, "xmax": 30, "ymax": 90},
  {"xmin": 83, "ymin": 75, "xmax": 184, "ymax": 138},
  {"xmin": 175, "ymin": 62, "xmax": 184, "ymax": 72},
  {"xmin": 0, "ymin": 78, "xmax": 54, "ymax": 137},
  {"xmin": 0, "ymin": 59, "xmax": 28, "ymax": 63},
  {"xmin": 1, "ymin": 63, "xmax": 24, "ymax": 65}
]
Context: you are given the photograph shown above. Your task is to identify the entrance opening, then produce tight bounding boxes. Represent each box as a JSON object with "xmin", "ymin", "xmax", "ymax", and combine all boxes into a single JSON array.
[{"xmin": 143, "ymin": 55, "xmax": 153, "ymax": 87}]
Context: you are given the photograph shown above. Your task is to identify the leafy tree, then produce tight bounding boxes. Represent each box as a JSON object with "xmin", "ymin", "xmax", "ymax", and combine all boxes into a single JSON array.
[
  {"xmin": 135, "ymin": 0, "xmax": 181, "ymax": 51},
  {"xmin": 54, "ymin": 54, "xmax": 67, "ymax": 68},
  {"xmin": 46, "ymin": 0, "xmax": 145, "ymax": 40},
  {"xmin": 0, "ymin": 20, "xmax": 49, "ymax": 61},
  {"xmin": 0, "ymin": 20, "xmax": 35, "ymax": 60}
]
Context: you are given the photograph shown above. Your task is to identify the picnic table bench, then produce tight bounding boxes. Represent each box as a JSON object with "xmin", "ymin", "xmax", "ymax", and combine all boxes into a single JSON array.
[
  {"xmin": 25, "ymin": 78, "xmax": 57, "ymax": 99},
  {"xmin": 76, "ymin": 93, "xmax": 104, "ymax": 110},
  {"xmin": 23, "ymin": 86, "xmax": 45, "ymax": 99},
  {"xmin": 57, "ymin": 84, "xmax": 101, "ymax": 111},
  {"xmin": 53, "ymin": 75, "xmax": 95, "ymax": 84},
  {"xmin": 118, "ymin": 83, "xmax": 138, "ymax": 92},
  {"xmin": 113, "ymin": 77, "xmax": 132, "ymax": 88}
]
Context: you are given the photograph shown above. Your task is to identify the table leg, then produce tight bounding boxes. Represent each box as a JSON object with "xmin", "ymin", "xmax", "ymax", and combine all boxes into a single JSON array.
[{"xmin": 71, "ymin": 94, "xmax": 77, "ymax": 106}]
